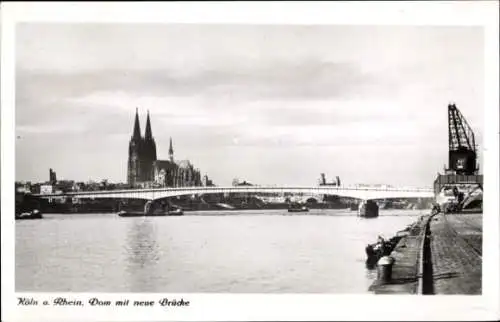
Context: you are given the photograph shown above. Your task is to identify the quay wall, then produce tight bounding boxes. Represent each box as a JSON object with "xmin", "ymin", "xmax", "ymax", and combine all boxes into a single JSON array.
[{"xmin": 369, "ymin": 214, "xmax": 430, "ymax": 294}]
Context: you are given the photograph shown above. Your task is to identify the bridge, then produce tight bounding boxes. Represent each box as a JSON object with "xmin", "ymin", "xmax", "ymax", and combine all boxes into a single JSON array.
[{"xmin": 34, "ymin": 185, "xmax": 434, "ymax": 201}]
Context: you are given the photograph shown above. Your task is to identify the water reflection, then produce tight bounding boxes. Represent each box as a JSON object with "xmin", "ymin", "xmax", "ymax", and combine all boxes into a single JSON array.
[
  {"xmin": 365, "ymin": 264, "xmax": 377, "ymax": 279},
  {"xmin": 123, "ymin": 218, "xmax": 160, "ymax": 291}
]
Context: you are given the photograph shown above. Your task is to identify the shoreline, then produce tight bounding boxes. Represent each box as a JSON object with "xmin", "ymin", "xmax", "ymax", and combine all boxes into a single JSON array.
[{"xmin": 20, "ymin": 208, "xmax": 430, "ymax": 216}]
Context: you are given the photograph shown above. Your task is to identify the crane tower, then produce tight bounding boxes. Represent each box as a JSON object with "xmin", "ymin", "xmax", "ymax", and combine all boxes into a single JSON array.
[{"xmin": 447, "ymin": 103, "xmax": 478, "ymax": 175}]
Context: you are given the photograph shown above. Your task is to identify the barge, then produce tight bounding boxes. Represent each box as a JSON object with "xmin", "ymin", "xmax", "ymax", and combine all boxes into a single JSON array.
[
  {"xmin": 287, "ymin": 202, "xmax": 309, "ymax": 213},
  {"xmin": 118, "ymin": 208, "xmax": 184, "ymax": 217},
  {"xmin": 15, "ymin": 209, "xmax": 43, "ymax": 220}
]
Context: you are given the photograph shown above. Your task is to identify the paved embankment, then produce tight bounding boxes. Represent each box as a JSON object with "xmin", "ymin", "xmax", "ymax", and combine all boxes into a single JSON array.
[
  {"xmin": 369, "ymin": 215, "xmax": 427, "ymax": 294},
  {"xmin": 428, "ymin": 213, "xmax": 482, "ymax": 294},
  {"xmin": 369, "ymin": 211, "xmax": 482, "ymax": 295}
]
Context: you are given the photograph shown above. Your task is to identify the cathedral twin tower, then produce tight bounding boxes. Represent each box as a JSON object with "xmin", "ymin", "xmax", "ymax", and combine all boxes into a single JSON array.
[{"xmin": 127, "ymin": 108, "xmax": 174, "ymax": 186}]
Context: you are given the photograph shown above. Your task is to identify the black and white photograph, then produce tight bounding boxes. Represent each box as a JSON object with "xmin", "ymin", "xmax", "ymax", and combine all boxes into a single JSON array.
[{"xmin": 2, "ymin": 2, "xmax": 499, "ymax": 321}]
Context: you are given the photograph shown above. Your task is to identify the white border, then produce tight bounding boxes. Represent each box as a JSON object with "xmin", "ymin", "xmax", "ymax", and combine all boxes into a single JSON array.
[{"xmin": 1, "ymin": 2, "xmax": 499, "ymax": 321}]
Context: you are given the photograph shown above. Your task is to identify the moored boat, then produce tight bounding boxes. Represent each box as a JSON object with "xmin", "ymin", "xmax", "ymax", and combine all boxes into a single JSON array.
[
  {"xmin": 365, "ymin": 234, "xmax": 403, "ymax": 268},
  {"xmin": 287, "ymin": 202, "xmax": 309, "ymax": 212},
  {"xmin": 118, "ymin": 207, "xmax": 184, "ymax": 217},
  {"xmin": 15, "ymin": 209, "xmax": 43, "ymax": 220}
]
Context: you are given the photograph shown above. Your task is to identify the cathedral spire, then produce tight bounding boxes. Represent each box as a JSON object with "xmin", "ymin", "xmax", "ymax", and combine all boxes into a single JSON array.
[
  {"xmin": 132, "ymin": 107, "xmax": 141, "ymax": 140},
  {"xmin": 145, "ymin": 110, "xmax": 153, "ymax": 140},
  {"xmin": 169, "ymin": 137, "xmax": 174, "ymax": 162}
]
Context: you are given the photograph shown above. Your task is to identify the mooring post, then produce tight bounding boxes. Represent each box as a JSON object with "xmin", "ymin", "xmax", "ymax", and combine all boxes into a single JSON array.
[{"xmin": 377, "ymin": 256, "xmax": 395, "ymax": 284}]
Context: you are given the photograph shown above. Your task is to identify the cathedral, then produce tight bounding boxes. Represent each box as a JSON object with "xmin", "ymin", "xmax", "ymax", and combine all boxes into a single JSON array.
[{"xmin": 127, "ymin": 109, "xmax": 206, "ymax": 188}]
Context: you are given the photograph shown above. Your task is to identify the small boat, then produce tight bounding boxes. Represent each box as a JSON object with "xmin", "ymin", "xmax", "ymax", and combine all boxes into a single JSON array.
[
  {"xmin": 118, "ymin": 208, "xmax": 184, "ymax": 217},
  {"xmin": 216, "ymin": 203, "xmax": 235, "ymax": 210},
  {"xmin": 358, "ymin": 200, "xmax": 379, "ymax": 218},
  {"xmin": 365, "ymin": 242, "xmax": 389, "ymax": 268},
  {"xmin": 365, "ymin": 235, "xmax": 402, "ymax": 268},
  {"xmin": 166, "ymin": 208, "xmax": 184, "ymax": 216},
  {"xmin": 288, "ymin": 203, "xmax": 309, "ymax": 213},
  {"xmin": 15, "ymin": 209, "xmax": 43, "ymax": 220}
]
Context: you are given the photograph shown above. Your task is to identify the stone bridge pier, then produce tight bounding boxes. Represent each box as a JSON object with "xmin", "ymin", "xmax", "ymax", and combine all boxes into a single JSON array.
[{"xmin": 143, "ymin": 199, "xmax": 171, "ymax": 214}]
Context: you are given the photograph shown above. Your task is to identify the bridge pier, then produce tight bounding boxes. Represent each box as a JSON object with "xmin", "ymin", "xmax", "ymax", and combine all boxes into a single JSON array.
[
  {"xmin": 112, "ymin": 200, "xmax": 121, "ymax": 212},
  {"xmin": 143, "ymin": 199, "xmax": 170, "ymax": 214},
  {"xmin": 358, "ymin": 199, "xmax": 379, "ymax": 218},
  {"xmin": 144, "ymin": 200, "xmax": 153, "ymax": 215}
]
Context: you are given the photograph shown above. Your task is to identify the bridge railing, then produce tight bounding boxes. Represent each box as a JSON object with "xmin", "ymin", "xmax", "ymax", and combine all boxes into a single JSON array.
[{"xmin": 33, "ymin": 184, "xmax": 434, "ymax": 197}]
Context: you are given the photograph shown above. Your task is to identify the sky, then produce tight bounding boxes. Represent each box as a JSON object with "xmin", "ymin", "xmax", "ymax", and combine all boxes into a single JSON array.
[{"xmin": 15, "ymin": 24, "xmax": 484, "ymax": 187}]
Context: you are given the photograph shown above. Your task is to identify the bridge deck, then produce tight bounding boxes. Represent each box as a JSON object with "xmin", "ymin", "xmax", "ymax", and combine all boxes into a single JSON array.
[{"xmin": 33, "ymin": 185, "xmax": 435, "ymax": 201}]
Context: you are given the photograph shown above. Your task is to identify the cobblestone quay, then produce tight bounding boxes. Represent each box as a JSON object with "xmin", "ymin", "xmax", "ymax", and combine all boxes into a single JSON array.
[
  {"xmin": 370, "ymin": 212, "xmax": 482, "ymax": 295},
  {"xmin": 429, "ymin": 213, "xmax": 482, "ymax": 295}
]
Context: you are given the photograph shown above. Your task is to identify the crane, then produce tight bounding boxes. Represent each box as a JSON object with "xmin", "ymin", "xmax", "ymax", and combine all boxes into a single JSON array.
[{"xmin": 447, "ymin": 103, "xmax": 478, "ymax": 175}]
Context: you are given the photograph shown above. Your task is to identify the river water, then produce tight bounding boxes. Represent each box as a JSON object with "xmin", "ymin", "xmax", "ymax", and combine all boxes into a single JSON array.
[{"xmin": 16, "ymin": 209, "xmax": 426, "ymax": 293}]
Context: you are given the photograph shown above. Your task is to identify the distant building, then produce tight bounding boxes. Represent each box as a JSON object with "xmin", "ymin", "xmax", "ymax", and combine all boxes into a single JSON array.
[
  {"xmin": 355, "ymin": 183, "xmax": 392, "ymax": 189},
  {"xmin": 127, "ymin": 109, "xmax": 208, "ymax": 188},
  {"xmin": 16, "ymin": 182, "xmax": 32, "ymax": 194},
  {"xmin": 127, "ymin": 108, "xmax": 156, "ymax": 185},
  {"xmin": 232, "ymin": 178, "xmax": 253, "ymax": 186},
  {"xmin": 55, "ymin": 180, "xmax": 75, "ymax": 193},
  {"xmin": 320, "ymin": 173, "xmax": 326, "ymax": 185},
  {"xmin": 203, "ymin": 175, "xmax": 214, "ymax": 187},
  {"xmin": 40, "ymin": 184, "xmax": 54, "ymax": 195},
  {"xmin": 319, "ymin": 174, "xmax": 341, "ymax": 186},
  {"xmin": 49, "ymin": 168, "xmax": 57, "ymax": 184},
  {"xmin": 237, "ymin": 181, "xmax": 253, "ymax": 186},
  {"xmin": 73, "ymin": 182, "xmax": 85, "ymax": 191},
  {"xmin": 30, "ymin": 183, "xmax": 42, "ymax": 194}
]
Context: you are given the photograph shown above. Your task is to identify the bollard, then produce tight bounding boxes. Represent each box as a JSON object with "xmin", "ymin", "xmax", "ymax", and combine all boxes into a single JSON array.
[{"xmin": 377, "ymin": 256, "xmax": 395, "ymax": 284}]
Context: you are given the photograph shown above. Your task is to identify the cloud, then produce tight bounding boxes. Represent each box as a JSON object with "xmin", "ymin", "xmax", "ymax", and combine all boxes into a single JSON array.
[
  {"xmin": 64, "ymin": 88, "xmax": 438, "ymax": 145},
  {"xmin": 67, "ymin": 91, "xmax": 251, "ymax": 127},
  {"xmin": 16, "ymin": 124, "xmax": 86, "ymax": 135},
  {"xmin": 17, "ymin": 59, "xmax": 377, "ymax": 104}
]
